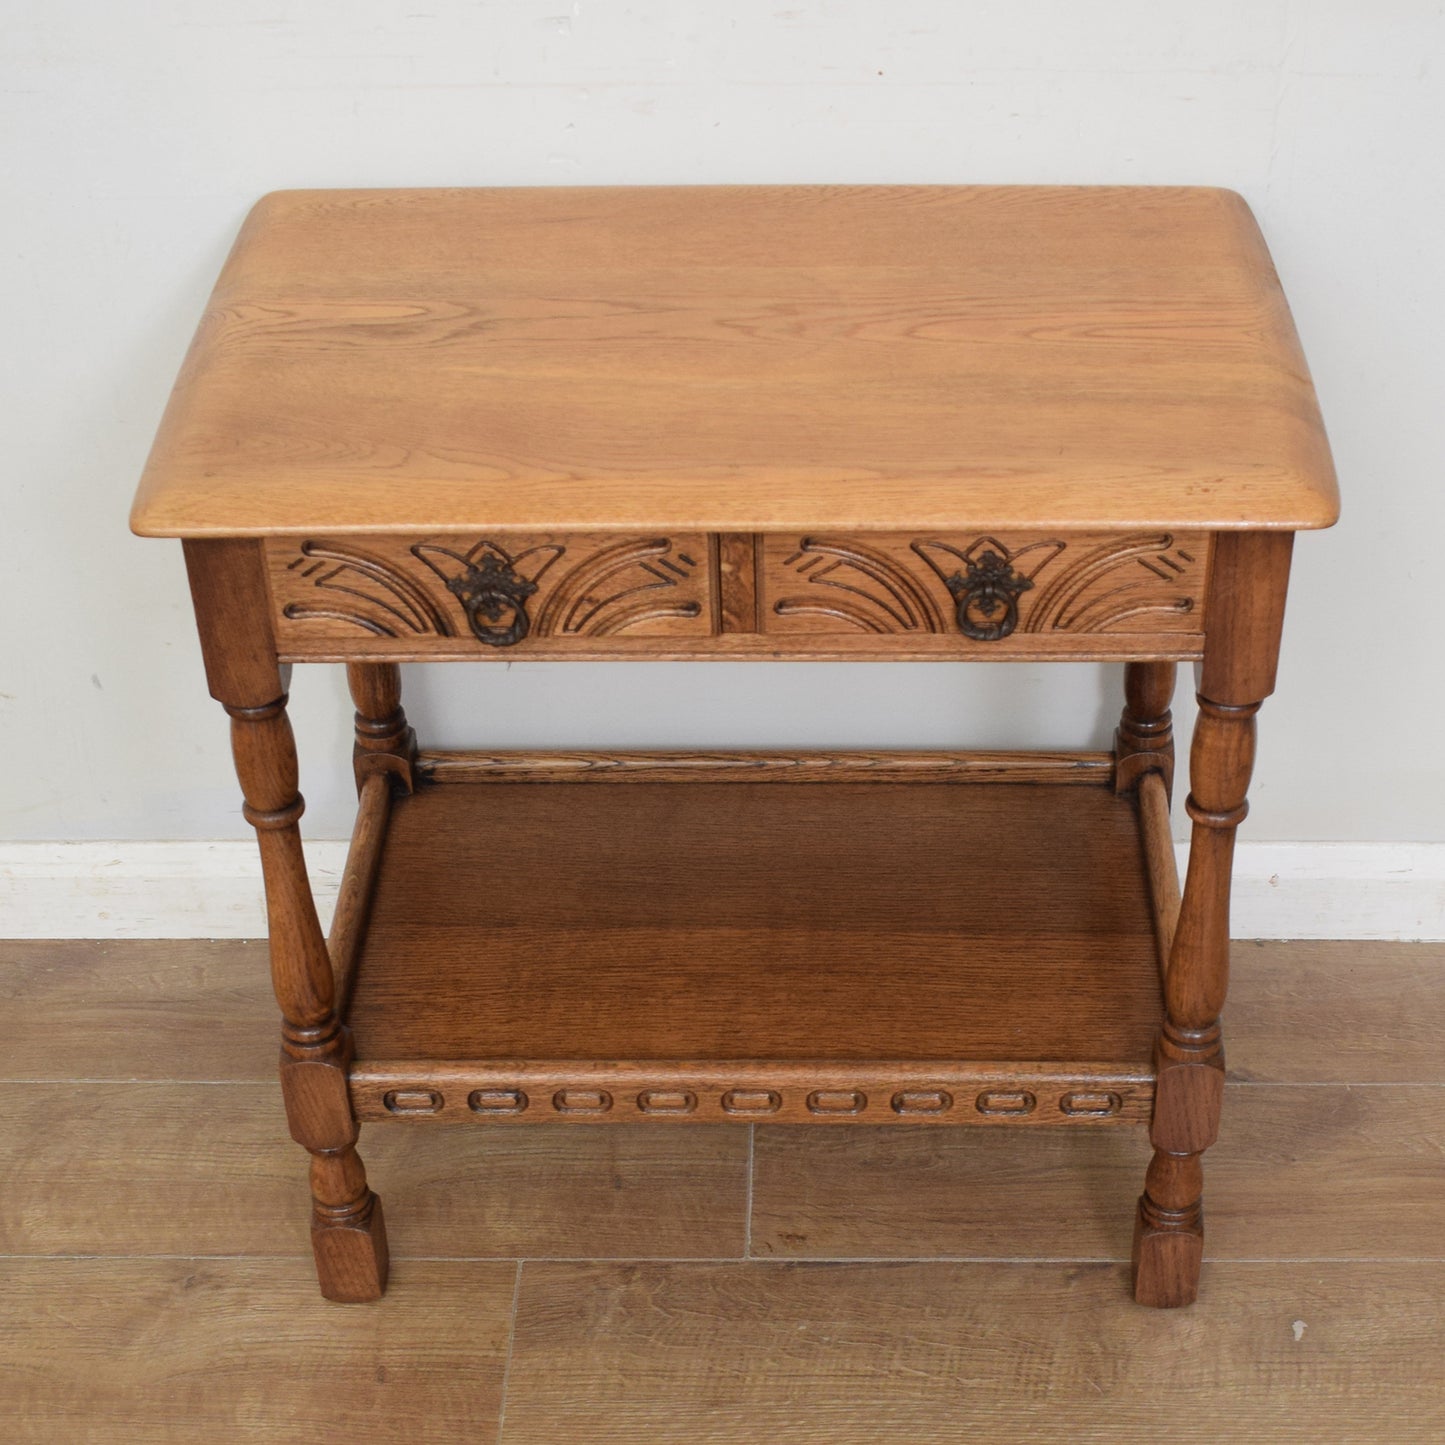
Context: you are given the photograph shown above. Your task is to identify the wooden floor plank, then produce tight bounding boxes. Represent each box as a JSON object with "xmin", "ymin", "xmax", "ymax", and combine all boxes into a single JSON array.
[
  {"xmin": 4, "ymin": 1079, "xmax": 1439, "ymax": 1264},
  {"xmin": 750, "ymin": 1085, "xmax": 1445, "ymax": 1261},
  {"xmin": 0, "ymin": 1258, "xmax": 515, "ymax": 1444},
  {"xmin": 0, "ymin": 1084, "xmax": 748, "ymax": 1260},
  {"xmin": 1226, "ymin": 940, "xmax": 1445, "ymax": 1082},
  {"xmin": 369, "ymin": 1114, "xmax": 750, "ymax": 1261},
  {"xmin": 1205, "ymin": 1084, "xmax": 1445, "ymax": 1258},
  {"xmin": 502, "ymin": 1260, "xmax": 1445, "ymax": 1444},
  {"xmin": 0, "ymin": 1084, "xmax": 305, "ymax": 1257},
  {"xmin": 0, "ymin": 940, "xmax": 274, "ymax": 1081},
  {"xmin": 752, "ymin": 1117, "xmax": 1151, "ymax": 1260}
]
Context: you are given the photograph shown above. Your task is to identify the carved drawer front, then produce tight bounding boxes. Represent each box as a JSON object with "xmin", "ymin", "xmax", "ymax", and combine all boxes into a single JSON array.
[
  {"xmin": 760, "ymin": 532, "xmax": 1209, "ymax": 646},
  {"xmin": 266, "ymin": 533, "xmax": 714, "ymax": 658}
]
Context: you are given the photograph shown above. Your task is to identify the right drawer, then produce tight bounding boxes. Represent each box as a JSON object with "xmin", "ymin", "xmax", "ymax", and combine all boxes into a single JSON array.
[{"xmin": 758, "ymin": 531, "xmax": 1209, "ymax": 650}]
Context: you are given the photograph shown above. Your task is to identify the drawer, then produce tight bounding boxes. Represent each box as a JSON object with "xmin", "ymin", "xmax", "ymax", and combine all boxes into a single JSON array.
[
  {"xmin": 759, "ymin": 532, "xmax": 1209, "ymax": 647},
  {"xmin": 266, "ymin": 532, "xmax": 714, "ymax": 658}
]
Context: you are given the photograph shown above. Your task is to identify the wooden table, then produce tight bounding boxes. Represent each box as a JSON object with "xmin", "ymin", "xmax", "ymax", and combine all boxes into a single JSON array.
[{"xmin": 132, "ymin": 185, "xmax": 1338, "ymax": 1308}]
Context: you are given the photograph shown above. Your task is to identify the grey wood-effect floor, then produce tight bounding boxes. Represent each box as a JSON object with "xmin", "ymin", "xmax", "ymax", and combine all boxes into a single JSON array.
[{"xmin": 1, "ymin": 939, "xmax": 1443, "ymax": 1443}]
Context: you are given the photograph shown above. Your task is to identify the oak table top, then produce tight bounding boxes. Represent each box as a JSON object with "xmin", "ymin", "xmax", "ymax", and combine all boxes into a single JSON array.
[{"xmin": 131, "ymin": 185, "xmax": 1338, "ymax": 539}]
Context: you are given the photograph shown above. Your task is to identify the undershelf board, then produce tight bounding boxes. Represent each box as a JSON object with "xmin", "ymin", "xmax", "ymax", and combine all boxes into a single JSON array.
[{"xmin": 344, "ymin": 776, "xmax": 1164, "ymax": 1119}]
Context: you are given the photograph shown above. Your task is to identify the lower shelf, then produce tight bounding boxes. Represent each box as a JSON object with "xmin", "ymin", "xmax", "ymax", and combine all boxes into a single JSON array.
[{"xmin": 340, "ymin": 753, "xmax": 1167, "ymax": 1126}]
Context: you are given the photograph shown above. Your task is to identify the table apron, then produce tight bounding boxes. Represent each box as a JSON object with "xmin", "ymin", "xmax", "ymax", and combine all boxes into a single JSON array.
[{"xmin": 260, "ymin": 528, "xmax": 1212, "ymax": 662}]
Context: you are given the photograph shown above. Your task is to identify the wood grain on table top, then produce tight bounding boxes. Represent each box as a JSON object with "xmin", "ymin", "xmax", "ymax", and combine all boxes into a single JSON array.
[{"xmin": 131, "ymin": 185, "xmax": 1338, "ymax": 538}]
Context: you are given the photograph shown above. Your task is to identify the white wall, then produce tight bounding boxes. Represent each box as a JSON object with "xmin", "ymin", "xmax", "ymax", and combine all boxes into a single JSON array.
[{"xmin": 3, "ymin": 1, "xmax": 1442, "ymax": 846}]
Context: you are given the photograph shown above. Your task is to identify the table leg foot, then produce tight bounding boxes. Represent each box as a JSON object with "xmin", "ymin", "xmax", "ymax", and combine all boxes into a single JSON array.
[
  {"xmin": 312, "ymin": 1185, "xmax": 389, "ymax": 1303},
  {"xmin": 1131, "ymin": 1147, "xmax": 1204, "ymax": 1307},
  {"xmin": 1131, "ymin": 1197, "xmax": 1203, "ymax": 1308}
]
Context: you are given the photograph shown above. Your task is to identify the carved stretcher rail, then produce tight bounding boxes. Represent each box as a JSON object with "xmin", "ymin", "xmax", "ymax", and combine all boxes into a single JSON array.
[
  {"xmin": 327, "ymin": 772, "xmax": 392, "ymax": 1018},
  {"xmin": 415, "ymin": 748, "xmax": 1117, "ymax": 786},
  {"xmin": 349, "ymin": 1063, "xmax": 1155, "ymax": 1126},
  {"xmin": 1138, "ymin": 771, "xmax": 1182, "ymax": 978}
]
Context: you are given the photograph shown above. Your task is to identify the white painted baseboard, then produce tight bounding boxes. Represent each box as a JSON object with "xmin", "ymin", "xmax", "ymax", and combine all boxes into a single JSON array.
[
  {"xmin": 1, "ymin": 840, "xmax": 1442, "ymax": 941},
  {"xmin": 1219, "ymin": 843, "xmax": 1445, "ymax": 942},
  {"xmin": 0, "ymin": 841, "xmax": 347, "ymax": 941}
]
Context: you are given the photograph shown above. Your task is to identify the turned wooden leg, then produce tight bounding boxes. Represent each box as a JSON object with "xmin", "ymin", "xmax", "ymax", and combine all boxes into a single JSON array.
[
  {"xmin": 227, "ymin": 694, "xmax": 389, "ymax": 1302},
  {"xmin": 346, "ymin": 662, "xmax": 416, "ymax": 793},
  {"xmin": 186, "ymin": 541, "xmax": 388, "ymax": 1302},
  {"xmin": 1115, "ymin": 662, "xmax": 1176, "ymax": 797},
  {"xmin": 1132, "ymin": 532, "xmax": 1292, "ymax": 1308},
  {"xmin": 1133, "ymin": 693, "xmax": 1256, "ymax": 1306}
]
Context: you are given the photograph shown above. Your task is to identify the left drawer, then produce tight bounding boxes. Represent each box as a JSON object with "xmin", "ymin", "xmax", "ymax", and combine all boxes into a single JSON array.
[{"xmin": 265, "ymin": 533, "xmax": 715, "ymax": 659}]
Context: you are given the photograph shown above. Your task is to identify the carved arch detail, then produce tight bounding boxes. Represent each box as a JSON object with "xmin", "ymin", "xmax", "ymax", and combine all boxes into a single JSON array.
[
  {"xmin": 765, "ymin": 531, "xmax": 1204, "ymax": 639},
  {"xmin": 772, "ymin": 536, "xmax": 947, "ymax": 633},
  {"xmin": 271, "ymin": 532, "xmax": 710, "ymax": 645}
]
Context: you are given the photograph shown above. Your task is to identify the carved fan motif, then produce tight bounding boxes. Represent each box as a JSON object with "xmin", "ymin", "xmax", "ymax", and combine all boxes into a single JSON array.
[
  {"xmin": 533, "ymin": 537, "xmax": 703, "ymax": 636},
  {"xmin": 773, "ymin": 537, "xmax": 946, "ymax": 633},
  {"xmin": 771, "ymin": 533, "xmax": 1200, "ymax": 639},
  {"xmin": 282, "ymin": 541, "xmax": 454, "ymax": 636},
  {"xmin": 1022, "ymin": 534, "xmax": 1197, "ymax": 632},
  {"xmin": 277, "ymin": 534, "xmax": 706, "ymax": 644}
]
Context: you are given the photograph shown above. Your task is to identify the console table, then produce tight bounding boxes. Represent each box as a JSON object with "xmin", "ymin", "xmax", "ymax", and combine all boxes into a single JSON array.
[{"xmin": 131, "ymin": 185, "xmax": 1338, "ymax": 1308}]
